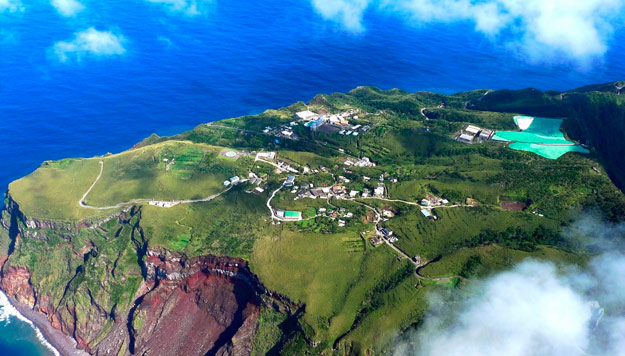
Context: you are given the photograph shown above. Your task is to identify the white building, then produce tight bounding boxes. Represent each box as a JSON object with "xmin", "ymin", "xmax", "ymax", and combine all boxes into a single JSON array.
[
  {"xmin": 257, "ymin": 151, "xmax": 276, "ymax": 159},
  {"xmin": 457, "ymin": 133, "xmax": 474, "ymax": 143},
  {"xmin": 465, "ymin": 125, "xmax": 481, "ymax": 135},
  {"xmin": 295, "ymin": 110, "xmax": 319, "ymax": 121}
]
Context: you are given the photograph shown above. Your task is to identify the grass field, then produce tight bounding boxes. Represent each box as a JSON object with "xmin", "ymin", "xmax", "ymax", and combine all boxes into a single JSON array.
[
  {"xmin": 8, "ymin": 141, "xmax": 252, "ymax": 221},
  {"xmin": 141, "ymin": 187, "xmax": 269, "ymax": 259},
  {"xmin": 251, "ymin": 228, "xmax": 423, "ymax": 351},
  {"xmin": 8, "ymin": 158, "xmax": 112, "ymax": 221},
  {"xmin": 86, "ymin": 141, "xmax": 248, "ymax": 206},
  {"xmin": 385, "ymin": 206, "xmax": 559, "ymax": 259}
]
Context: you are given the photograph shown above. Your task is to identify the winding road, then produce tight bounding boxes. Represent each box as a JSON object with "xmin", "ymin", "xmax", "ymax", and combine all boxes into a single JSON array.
[{"xmin": 78, "ymin": 160, "xmax": 235, "ymax": 210}]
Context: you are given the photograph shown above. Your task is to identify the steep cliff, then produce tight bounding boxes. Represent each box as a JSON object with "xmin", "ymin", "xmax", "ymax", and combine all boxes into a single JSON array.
[{"xmin": 0, "ymin": 199, "xmax": 292, "ymax": 356}]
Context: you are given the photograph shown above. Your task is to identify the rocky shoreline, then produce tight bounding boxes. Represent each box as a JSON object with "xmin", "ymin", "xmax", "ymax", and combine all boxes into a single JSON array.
[{"xmin": 7, "ymin": 295, "xmax": 88, "ymax": 356}]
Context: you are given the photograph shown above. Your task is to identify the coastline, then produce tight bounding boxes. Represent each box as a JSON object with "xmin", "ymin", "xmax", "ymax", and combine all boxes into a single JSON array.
[{"xmin": 0, "ymin": 291, "xmax": 87, "ymax": 356}]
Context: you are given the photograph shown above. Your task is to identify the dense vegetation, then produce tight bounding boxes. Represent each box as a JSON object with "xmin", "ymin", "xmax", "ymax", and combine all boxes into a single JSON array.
[{"xmin": 2, "ymin": 81, "xmax": 625, "ymax": 355}]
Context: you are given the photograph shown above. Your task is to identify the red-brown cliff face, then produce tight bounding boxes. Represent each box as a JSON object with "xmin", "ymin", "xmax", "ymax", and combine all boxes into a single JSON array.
[
  {"xmin": 0, "ymin": 245, "xmax": 278, "ymax": 356},
  {"xmin": 125, "ymin": 249, "xmax": 262, "ymax": 356},
  {"xmin": 1, "ymin": 264, "xmax": 36, "ymax": 307},
  {"xmin": 0, "ymin": 201, "xmax": 297, "ymax": 356}
]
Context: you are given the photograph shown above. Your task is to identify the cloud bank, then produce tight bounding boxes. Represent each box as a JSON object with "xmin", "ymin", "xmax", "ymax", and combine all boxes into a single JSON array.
[
  {"xmin": 395, "ymin": 217, "xmax": 625, "ymax": 356},
  {"xmin": 0, "ymin": 0, "xmax": 22, "ymax": 12},
  {"xmin": 311, "ymin": 0, "xmax": 624, "ymax": 61},
  {"xmin": 51, "ymin": 0, "xmax": 85, "ymax": 17},
  {"xmin": 52, "ymin": 27, "xmax": 126, "ymax": 62},
  {"xmin": 146, "ymin": 0, "xmax": 214, "ymax": 16}
]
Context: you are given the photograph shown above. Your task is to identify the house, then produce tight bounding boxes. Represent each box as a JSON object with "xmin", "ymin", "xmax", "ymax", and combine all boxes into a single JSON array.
[
  {"xmin": 281, "ymin": 130, "xmax": 293, "ymax": 137},
  {"xmin": 332, "ymin": 185, "xmax": 345, "ymax": 195},
  {"xmin": 382, "ymin": 209, "xmax": 394, "ymax": 218},
  {"xmin": 420, "ymin": 199, "xmax": 430, "ymax": 206},
  {"xmin": 223, "ymin": 180, "xmax": 231, "ymax": 186},
  {"xmin": 338, "ymin": 220, "xmax": 346, "ymax": 227},
  {"xmin": 374, "ymin": 186, "xmax": 384, "ymax": 197},
  {"xmin": 229, "ymin": 176, "xmax": 240, "ymax": 184},
  {"xmin": 370, "ymin": 237, "xmax": 383, "ymax": 246},
  {"xmin": 349, "ymin": 190, "xmax": 359, "ymax": 198},
  {"xmin": 363, "ymin": 176, "xmax": 371, "ymax": 181},
  {"xmin": 257, "ymin": 151, "xmax": 276, "ymax": 159},
  {"xmin": 381, "ymin": 228, "xmax": 393, "ymax": 237},
  {"xmin": 254, "ymin": 187, "xmax": 265, "ymax": 193}
]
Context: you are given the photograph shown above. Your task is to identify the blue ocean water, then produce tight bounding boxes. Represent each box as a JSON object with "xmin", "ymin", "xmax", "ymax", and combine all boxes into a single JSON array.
[{"xmin": 1, "ymin": 0, "xmax": 625, "ymax": 354}]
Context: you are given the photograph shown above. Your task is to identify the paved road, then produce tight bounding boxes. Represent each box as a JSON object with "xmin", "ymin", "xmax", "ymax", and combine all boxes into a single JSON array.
[{"xmin": 79, "ymin": 160, "xmax": 235, "ymax": 210}]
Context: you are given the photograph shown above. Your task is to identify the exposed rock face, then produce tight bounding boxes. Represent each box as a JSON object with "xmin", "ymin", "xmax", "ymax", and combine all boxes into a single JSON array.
[
  {"xmin": 1, "ymin": 264, "xmax": 35, "ymax": 307},
  {"xmin": 2, "ymin": 196, "xmax": 130, "ymax": 240},
  {"xmin": 127, "ymin": 250, "xmax": 262, "ymax": 356},
  {"xmin": 0, "ymin": 201, "xmax": 289, "ymax": 356}
]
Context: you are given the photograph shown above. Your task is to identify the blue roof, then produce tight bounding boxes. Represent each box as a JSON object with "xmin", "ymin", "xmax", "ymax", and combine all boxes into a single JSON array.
[{"xmin": 421, "ymin": 209, "xmax": 431, "ymax": 217}]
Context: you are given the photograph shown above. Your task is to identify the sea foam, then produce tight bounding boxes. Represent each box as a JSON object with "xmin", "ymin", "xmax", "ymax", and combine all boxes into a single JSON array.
[{"xmin": 0, "ymin": 291, "xmax": 61, "ymax": 356}]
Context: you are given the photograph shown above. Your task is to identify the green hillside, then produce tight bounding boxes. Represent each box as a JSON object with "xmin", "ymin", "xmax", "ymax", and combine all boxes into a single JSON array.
[{"xmin": 2, "ymin": 82, "xmax": 625, "ymax": 355}]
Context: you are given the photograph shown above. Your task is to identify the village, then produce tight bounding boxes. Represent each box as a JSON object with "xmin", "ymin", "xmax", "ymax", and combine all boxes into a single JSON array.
[
  {"xmin": 241, "ymin": 147, "xmax": 462, "ymax": 264},
  {"xmin": 145, "ymin": 107, "xmax": 494, "ymax": 264}
]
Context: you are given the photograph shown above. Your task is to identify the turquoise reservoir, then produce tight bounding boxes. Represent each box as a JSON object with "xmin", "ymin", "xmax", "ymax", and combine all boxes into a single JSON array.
[{"xmin": 493, "ymin": 116, "xmax": 589, "ymax": 159}]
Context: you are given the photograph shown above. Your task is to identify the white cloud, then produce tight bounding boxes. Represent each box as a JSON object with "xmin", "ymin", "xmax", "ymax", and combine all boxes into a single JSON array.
[
  {"xmin": 311, "ymin": 0, "xmax": 624, "ymax": 61},
  {"xmin": 394, "ymin": 216, "xmax": 625, "ymax": 356},
  {"xmin": 52, "ymin": 27, "xmax": 126, "ymax": 62},
  {"xmin": 51, "ymin": 0, "xmax": 85, "ymax": 16},
  {"xmin": 0, "ymin": 0, "xmax": 23, "ymax": 12},
  {"xmin": 146, "ymin": 0, "xmax": 214, "ymax": 16}
]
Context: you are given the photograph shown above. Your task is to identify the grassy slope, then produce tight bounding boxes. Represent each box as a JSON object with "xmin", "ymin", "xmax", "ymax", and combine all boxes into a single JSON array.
[
  {"xmin": 8, "ymin": 158, "xmax": 110, "ymax": 221},
  {"xmin": 5, "ymin": 83, "xmax": 625, "ymax": 355},
  {"xmin": 8, "ymin": 141, "xmax": 250, "ymax": 221}
]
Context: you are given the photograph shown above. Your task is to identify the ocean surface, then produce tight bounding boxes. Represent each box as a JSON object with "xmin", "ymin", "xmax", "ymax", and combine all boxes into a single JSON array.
[{"xmin": 1, "ymin": 0, "xmax": 625, "ymax": 354}]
